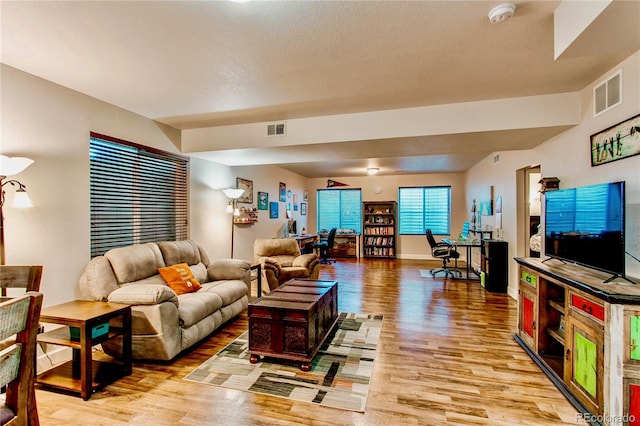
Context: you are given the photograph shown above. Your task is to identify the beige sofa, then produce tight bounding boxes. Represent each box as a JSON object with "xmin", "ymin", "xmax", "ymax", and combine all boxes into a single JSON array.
[
  {"xmin": 254, "ymin": 238, "xmax": 320, "ymax": 291},
  {"xmin": 79, "ymin": 240, "xmax": 250, "ymax": 361}
]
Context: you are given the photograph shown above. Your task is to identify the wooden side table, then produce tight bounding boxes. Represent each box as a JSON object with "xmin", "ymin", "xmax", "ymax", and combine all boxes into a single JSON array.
[
  {"xmin": 250, "ymin": 263, "xmax": 262, "ymax": 299},
  {"xmin": 36, "ymin": 300, "xmax": 132, "ymax": 400}
]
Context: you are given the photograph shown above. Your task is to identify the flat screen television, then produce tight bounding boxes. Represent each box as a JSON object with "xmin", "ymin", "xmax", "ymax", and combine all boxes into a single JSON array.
[{"xmin": 544, "ymin": 181, "xmax": 625, "ymax": 281}]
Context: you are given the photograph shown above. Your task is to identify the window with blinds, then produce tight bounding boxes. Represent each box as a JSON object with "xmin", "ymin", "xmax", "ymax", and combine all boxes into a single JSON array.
[
  {"xmin": 398, "ymin": 186, "xmax": 451, "ymax": 235},
  {"xmin": 89, "ymin": 133, "xmax": 189, "ymax": 257},
  {"xmin": 317, "ymin": 189, "xmax": 362, "ymax": 232}
]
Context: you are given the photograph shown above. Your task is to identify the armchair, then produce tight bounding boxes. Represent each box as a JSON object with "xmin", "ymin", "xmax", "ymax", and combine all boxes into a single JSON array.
[{"xmin": 254, "ymin": 238, "xmax": 320, "ymax": 291}]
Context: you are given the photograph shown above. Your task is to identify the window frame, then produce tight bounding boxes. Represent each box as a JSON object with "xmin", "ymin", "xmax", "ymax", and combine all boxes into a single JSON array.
[
  {"xmin": 398, "ymin": 186, "xmax": 452, "ymax": 236},
  {"xmin": 316, "ymin": 188, "xmax": 362, "ymax": 233},
  {"xmin": 89, "ymin": 132, "xmax": 189, "ymax": 257}
]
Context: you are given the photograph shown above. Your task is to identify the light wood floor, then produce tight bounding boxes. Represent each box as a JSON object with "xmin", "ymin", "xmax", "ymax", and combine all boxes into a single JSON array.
[{"xmin": 36, "ymin": 258, "xmax": 582, "ymax": 425}]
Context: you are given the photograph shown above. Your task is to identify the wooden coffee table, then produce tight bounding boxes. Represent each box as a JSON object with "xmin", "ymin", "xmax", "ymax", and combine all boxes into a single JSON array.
[{"xmin": 247, "ymin": 279, "xmax": 338, "ymax": 371}]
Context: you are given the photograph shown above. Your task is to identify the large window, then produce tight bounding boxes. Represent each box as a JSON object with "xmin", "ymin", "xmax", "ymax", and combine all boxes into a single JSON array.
[
  {"xmin": 317, "ymin": 189, "xmax": 362, "ymax": 232},
  {"xmin": 89, "ymin": 133, "xmax": 189, "ymax": 257},
  {"xmin": 398, "ymin": 186, "xmax": 451, "ymax": 235}
]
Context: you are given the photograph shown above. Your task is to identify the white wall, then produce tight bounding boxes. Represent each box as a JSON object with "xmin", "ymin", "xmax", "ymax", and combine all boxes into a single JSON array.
[
  {"xmin": 466, "ymin": 50, "xmax": 640, "ymax": 298},
  {"xmin": 189, "ymin": 162, "xmax": 311, "ymax": 262},
  {"xmin": 1, "ymin": 65, "xmax": 182, "ymax": 306}
]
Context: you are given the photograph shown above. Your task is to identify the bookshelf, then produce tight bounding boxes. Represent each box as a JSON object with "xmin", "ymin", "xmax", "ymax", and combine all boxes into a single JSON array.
[{"xmin": 362, "ymin": 201, "xmax": 396, "ymax": 258}]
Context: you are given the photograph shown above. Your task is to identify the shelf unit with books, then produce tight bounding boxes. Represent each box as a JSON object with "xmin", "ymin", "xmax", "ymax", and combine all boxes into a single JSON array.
[{"xmin": 362, "ymin": 201, "xmax": 396, "ymax": 258}]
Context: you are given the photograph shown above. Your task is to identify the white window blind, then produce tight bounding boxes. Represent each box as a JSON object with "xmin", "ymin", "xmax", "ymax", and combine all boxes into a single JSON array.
[
  {"xmin": 317, "ymin": 189, "xmax": 362, "ymax": 232},
  {"xmin": 89, "ymin": 133, "xmax": 189, "ymax": 257},
  {"xmin": 398, "ymin": 186, "xmax": 451, "ymax": 235}
]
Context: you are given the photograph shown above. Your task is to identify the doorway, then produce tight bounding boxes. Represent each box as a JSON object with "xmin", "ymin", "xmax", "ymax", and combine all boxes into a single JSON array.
[{"xmin": 524, "ymin": 167, "xmax": 541, "ymax": 257}]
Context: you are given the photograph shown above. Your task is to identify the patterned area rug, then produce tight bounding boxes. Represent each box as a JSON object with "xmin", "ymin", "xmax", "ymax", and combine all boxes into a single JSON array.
[{"xmin": 184, "ymin": 312, "xmax": 383, "ymax": 412}]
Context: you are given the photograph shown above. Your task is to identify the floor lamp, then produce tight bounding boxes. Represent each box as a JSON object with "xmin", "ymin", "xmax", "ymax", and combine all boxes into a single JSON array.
[
  {"xmin": 1, "ymin": 155, "xmax": 34, "ymax": 295},
  {"xmin": 223, "ymin": 188, "xmax": 245, "ymax": 258}
]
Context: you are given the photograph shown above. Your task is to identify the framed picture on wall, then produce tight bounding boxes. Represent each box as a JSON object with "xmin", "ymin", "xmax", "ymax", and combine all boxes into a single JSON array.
[
  {"xmin": 301, "ymin": 202, "xmax": 307, "ymax": 215},
  {"xmin": 269, "ymin": 201, "xmax": 278, "ymax": 219},
  {"xmin": 258, "ymin": 192, "xmax": 268, "ymax": 210},
  {"xmin": 236, "ymin": 178, "xmax": 253, "ymax": 204},
  {"xmin": 590, "ymin": 113, "xmax": 640, "ymax": 166},
  {"xmin": 279, "ymin": 182, "xmax": 286, "ymax": 202},
  {"xmin": 303, "ymin": 190, "xmax": 309, "ymax": 201}
]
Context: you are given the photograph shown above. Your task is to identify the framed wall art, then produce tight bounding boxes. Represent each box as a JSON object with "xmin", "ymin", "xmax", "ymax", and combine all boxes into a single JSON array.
[
  {"xmin": 269, "ymin": 202, "xmax": 278, "ymax": 219},
  {"xmin": 591, "ymin": 113, "xmax": 640, "ymax": 166},
  {"xmin": 236, "ymin": 178, "xmax": 253, "ymax": 203},
  {"xmin": 258, "ymin": 192, "xmax": 268, "ymax": 210},
  {"xmin": 279, "ymin": 182, "xmax": 286, "ymax": 202},
  {"xmin": 301, "ymin": 202, "xmax": 307, "ymax": 215}
]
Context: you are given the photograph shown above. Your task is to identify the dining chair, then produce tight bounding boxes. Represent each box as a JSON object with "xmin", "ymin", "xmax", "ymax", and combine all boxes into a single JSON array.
[
  {"xmin": 0, "ymin": 291, "xmax": 44, "ymax": 426},
  {"xmin": 0, "ymin": 266, "xmax": 43, "ymax": 297}
]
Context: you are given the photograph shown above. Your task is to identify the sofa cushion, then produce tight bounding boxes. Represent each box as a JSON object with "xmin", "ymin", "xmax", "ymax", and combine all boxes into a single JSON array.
[
  {"xmin": 108, "ymin": 284, "xmax": 178, "ymax": 306},
  {"xmin": 200, "ymin": 279, "xmax": 248, "ymax": 306},
  {"xmin": 177, "ymin": 291, "xmax": 223, "ymax": 328},
  {"xmin": 105, "ymin": 243, "xmax": 165, "ymax": 284},
  {"xmin": 158, "ymin": 263, "xmax": 202, "ymax": 295},
  {"xmin": 158, "ymin": 240, "xmax": 202, "ymax": 267}
]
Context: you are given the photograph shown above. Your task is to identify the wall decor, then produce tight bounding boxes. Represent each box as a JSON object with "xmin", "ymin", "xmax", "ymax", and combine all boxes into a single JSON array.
[
  {"xmin": 258, "ymin": 192, "xmax": 268, "ymax": 210},
  {"xmin": 269, "ymin": 201, "xmax": 278, "ymax": 219},
  {"xmin": 591, "ymin": 113, "xmax": 640, "ymax": 166},
  {"xmin": 303, "ymin": 190, "xmax": 309, "ymax": 201},
  {"xmin": 294, "ymin": 204, "xmax": 298, "ymax": 211},
  {"xmin": 286, "ymin": 202, "xmax": 291, "ymax": 211},
  {"xmin": 293, "ymin": 194, "xmax": 298, "ymax": 205},
  {"xmin": 301, "ymin": 202, "xmax": 307, "ymax": 215},
  {"xmin": 236, "ymin": 178, "xmax": 253, "ymax": 203},
  {"xmin": 287, "ymin": 190, "xmax": 292, "ymax": 199},
  {"xmin": 279, "ymin": 182, "xmax": 286, "ymax": 202}
]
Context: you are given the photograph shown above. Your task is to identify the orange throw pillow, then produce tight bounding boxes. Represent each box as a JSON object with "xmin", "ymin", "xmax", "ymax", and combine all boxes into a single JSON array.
[{"xmin": 157, "ymin": 263, "xmax": 202, "ymax": 295}]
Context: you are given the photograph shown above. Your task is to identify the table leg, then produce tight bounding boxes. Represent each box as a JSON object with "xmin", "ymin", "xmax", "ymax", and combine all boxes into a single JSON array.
[
  {"xmin": 122, "ymin": 308, "xmax": 132, "ymax": 376},
  {"xmin": 81, "ymin": 325, "xmax": 92, "ymax": 400}
]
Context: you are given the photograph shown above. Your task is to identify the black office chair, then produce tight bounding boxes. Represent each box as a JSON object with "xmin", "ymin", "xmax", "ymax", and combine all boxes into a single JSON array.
[
  {"xmin": 425, "ymin": 229, "xmax": 461, "ymax": 278},
  {"xmin": 314, "ymin": 228, "xmax": 337, "ymax": 264}
]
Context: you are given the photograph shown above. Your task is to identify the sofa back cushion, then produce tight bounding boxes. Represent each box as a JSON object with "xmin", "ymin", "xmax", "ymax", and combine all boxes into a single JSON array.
[
  {"xmin": 158, "ymin": 240, "xmax": 202, "ymax": 267},
  {"xmin": 105, "ymin": 242, "xmax": 165, "ymax": 284},
  {"xmin": 254, "ymin": 239, "xmax": 301, "ymax": 261}
]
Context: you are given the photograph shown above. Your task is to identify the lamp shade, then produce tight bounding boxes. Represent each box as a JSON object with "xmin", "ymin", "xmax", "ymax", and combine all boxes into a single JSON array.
[
  {"xmin": 11, "ymin": 188, "xmax": 33, "ymax": 208},
  {"xmin": 0, "ymin": 155, "xmax": 34, "ymax": 176},
  {"xmin": 222, "ymin": 188, "xmax": 245, "ymax": 199}
]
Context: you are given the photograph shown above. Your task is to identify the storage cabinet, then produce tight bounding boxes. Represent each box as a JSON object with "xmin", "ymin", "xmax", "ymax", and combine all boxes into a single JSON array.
[
  {"xmin": 362, "ymin": 201, "xmax": 396, "ymax": 258},
  {"xmin": 480, "ymin": 240, "xmax": 508, "ymax": 293},
  {"xmin": 515, "ymin": 257, "xmax": 640, "ymax": 425}
]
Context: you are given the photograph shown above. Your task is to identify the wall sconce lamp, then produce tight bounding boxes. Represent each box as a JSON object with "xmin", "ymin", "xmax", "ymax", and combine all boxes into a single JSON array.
[
  {"xmin": 222, "ymin": 188, "xmax": 246, "ymax": 258},
  {"xmin": 0, "ymin": 155, "xmax": 35, "ymax": 267}
]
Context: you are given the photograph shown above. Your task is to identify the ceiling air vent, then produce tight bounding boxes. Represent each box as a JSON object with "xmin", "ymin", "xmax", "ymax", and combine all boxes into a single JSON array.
[
  {"xmin": 267, "ymin": 122, "xmax": 286, "ymax": 136},
  {"xmin": 594, "ymin": 70, "xmax": 622, "ymax": 116}
]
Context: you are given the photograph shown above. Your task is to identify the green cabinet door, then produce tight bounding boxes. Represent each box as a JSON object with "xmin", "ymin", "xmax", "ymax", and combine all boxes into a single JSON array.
[
  {"xmin": 574, "ymin": 331, "xmax": 597, "ymax": 398},
  {"xmin": 631, "ymin": 315, "xmax": 640, "ymax": 361}
]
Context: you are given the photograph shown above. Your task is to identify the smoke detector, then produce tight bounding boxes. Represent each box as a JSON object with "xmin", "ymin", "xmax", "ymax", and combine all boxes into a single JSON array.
[{"xmin": 488, "ymin": 3, "xmax": 516, "ymax": 24}]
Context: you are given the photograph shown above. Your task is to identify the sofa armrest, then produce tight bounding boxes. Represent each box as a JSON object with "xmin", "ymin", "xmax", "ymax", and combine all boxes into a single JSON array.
[
  {"xmin": 292, "ymin": 253, "xmax": 319, "ymax": 271},
  {"xmin": 207, "ymin": 259, "xmax": 251, "ymax": 281},
  {"xmin": 107, "ymin": 284, "xmax": 178, "ymax": 306}
]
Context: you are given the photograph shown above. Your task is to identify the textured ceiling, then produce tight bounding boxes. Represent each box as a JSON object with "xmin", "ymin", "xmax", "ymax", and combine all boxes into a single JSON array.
[{"xmin": 2, "ymin": 1, "xmax": 638, "ymax": 177}]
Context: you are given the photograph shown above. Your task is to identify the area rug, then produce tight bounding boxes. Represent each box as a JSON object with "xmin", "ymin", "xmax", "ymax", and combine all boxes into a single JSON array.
[{"xmin": 184, "ymin": 312, "xmax": 383, "ymax": 412}]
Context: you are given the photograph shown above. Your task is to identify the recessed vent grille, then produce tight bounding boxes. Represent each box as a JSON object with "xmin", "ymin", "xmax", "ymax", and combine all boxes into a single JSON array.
[
  {"xmin": 267, "ymin": 122, "xmax": 286, "ymax": 136},
  {"xmin": 493, "ymin": 152, "xmax": 500, "ymax": 164},
  {"xmin": 594, "ymin": 71, "xmax": 622, "ymax": 116}
]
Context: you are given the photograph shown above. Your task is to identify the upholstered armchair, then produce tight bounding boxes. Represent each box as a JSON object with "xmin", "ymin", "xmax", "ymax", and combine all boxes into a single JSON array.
[{"xmin": 254, "ymin": 239, "xmax": 320, "ymax": 291}]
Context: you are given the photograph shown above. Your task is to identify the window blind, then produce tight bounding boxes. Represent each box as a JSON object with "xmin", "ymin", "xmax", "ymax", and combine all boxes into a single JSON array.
[
  {"xmin": 89, "ymin": 133, "xmax": 189, "ymax": 257},
  {"xmin": 398, "ymin": 186, "xmax": 451, "ymax": 235},
  {"xmin": 317, "ymin": 189, "xmax": 362, "ymax": 232}
]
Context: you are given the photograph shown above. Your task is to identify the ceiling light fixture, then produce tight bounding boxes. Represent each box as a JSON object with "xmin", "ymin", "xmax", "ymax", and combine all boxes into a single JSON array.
[
  {"xmin": 366, "ymin": 168, "xmax": 379, "ymax": 175},
  {"xmin": 488, "ymin": 3, "xmax": 516, "ymax": 24}
]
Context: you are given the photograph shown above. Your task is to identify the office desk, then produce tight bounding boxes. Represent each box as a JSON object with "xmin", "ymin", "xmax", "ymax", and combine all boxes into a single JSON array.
[
  {"xmin": 290, "ymin": 234, "xmax": 318, "ymax": 253},
  {"xmin": 445, "ymin": 239, "xmax": 481, "ymax": 280}
]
